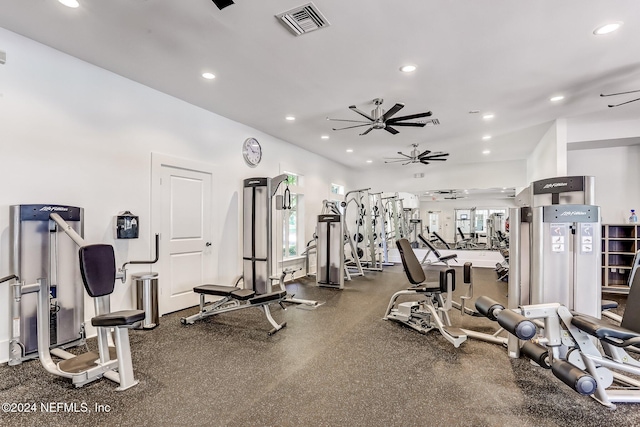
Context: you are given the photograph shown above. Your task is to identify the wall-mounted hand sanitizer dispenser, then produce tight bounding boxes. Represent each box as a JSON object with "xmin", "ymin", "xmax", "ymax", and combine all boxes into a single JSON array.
[{"xmin": 116, "ymin": 211, "xmax": 139, "ymax": 239}]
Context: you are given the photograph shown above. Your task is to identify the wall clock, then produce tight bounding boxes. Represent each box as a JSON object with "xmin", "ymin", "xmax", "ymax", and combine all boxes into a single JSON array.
[{"xmin": 242, "ymin": 137, "xmax": 262, "ymax": 167}]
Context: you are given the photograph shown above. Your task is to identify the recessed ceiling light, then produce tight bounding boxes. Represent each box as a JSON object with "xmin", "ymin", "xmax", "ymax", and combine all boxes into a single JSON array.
[
  {"xmin": 400, "ymin": 65, "xmax": 417, "ymax": 73},
  {"xmin": 482, "ymin": 135, "xmax": 492, "ymax": 141},
  {"xmin": 482, "ymin": 113, "xmax": 495, "ymax": 120},
  {"xmin": 321, "ymin": 135, "xmax": 329, "ymax": 139},
  {"xmin": 58, "ymin": 0, "xmax": 79, "ymax": 7},
  {"xmin": 285, "ymin": 116, "xmax": 295, "ymax": 121},
  {"xmin": 482, "ymin": 150, "xmax": 491, "ymax": 155},
  {"xmin": 593, "ymin": 22, "xmax": 623, "ymax": 35},
  {"xmin": 550, "ymin": 95, "xmax": 565, "ymax": 102},
  {"xmin": 346, "ymin": 149, "xmax": 353, "ymax": 153},
  {"xmin": 366, "ymin": 160, "xmax": 373, "ymax": 163},
  {"xmin": 202, "ymin": 72, "xmax": 215, "ymax": 80}
]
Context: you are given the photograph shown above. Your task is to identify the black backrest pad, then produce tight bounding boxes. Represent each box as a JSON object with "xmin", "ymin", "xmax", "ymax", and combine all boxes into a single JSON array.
[
  {"xmin": 418, "ymin": 234, "xmax": 441, "ymax": 257},
  {"xmin": 463, "ymin": 262, "xmax": 472, "ymax": 284},
  {"xmin": 439, "ymin": 269, "xmax": 456, "ymax": 293},
  {"xmin": 396, "ymin": 238, "xmax": 425, "ymax": 285},
  {"xmin": 79, "ymin": 244, "xmax": 116, "ymax": 297},
  {"xmin": 621, "ymin": 272, "xmax": 640, "ymax": 333}
]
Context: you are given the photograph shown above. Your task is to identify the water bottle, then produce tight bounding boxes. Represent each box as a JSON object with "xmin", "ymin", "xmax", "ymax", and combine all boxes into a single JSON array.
[{"xmin": 630, "ymin": 209, "xmax": 638, "ymax": 223}]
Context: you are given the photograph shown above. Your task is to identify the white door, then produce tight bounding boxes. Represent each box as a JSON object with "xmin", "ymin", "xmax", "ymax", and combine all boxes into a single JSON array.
[{"xmin": 158, "ymin": 164, "xmax": 214, "ymax": 314}]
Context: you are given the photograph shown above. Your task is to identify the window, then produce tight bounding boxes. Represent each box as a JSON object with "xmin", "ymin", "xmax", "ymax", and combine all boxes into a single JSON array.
[
  {"xmin": 330, "ymin": 183, "xmax": 344, "ymax": 196},
  {"xmin": 283, "ymin": 194, "xmax": 298, "ymax": 257},
  {"xmin": 282, "ymin": 172, "xmax": 304, "ymax": 259}
]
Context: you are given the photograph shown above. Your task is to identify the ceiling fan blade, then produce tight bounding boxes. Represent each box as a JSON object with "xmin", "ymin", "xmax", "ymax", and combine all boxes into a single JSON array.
[
  {"xmin": 396, "ymin": 152, "xmax": 412, "ymax": 158},
  {"xmin": 359, "ymin": 127, "xmax": 374, "ymax": 136},
  {"xmin": 608, "ymin": 97, "xmax": 640, "ymax": 108},
  {"xmin": 388, "ymin": 122, "xmax": 426, "ymax": 127},
  {"xmin": 349, "ymin": 105, "xmax": 374, "ymax": 121},
  {"xmin": 423, "ymin": 158, "xmax": 447, "ymax": 161},
  {"xmin": 382, "ymin": 103, "xmax": 404, "ymax": 121},
  {"xmin": 403, "ymin": 161, "xmax": 413, "ymax": 165},
  {"xmin": 326, "ymin": 118, "xmax": 372, "ymax": 123},
  {"xmin": 387, "ymin": 111, "xmax": 432, "ymax": 122},
  {"xmin": 332, "ymin": 123, "xmax": 374, "ymax": 131},
  {"xmin": 418, "ymin": 149, "xmax": 432, "ymax": 157},
  {"xmin": 419, "ymin": 159, "xmax": 430, "ymax": 164},
  {"xmin": 384, "ymin": 159, "xmax": 408, "ymax": 163},
  {"xmin": 421, "ymin": 153, "xmax": 450, "ymax": 159},
  {"xmin": 384, "ymin": 126, "xmax": 399, "ymax": 135}
]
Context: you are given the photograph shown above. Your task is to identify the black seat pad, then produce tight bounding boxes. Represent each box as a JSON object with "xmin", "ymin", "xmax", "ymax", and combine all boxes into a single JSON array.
[
  {"xmin": 438, "ymin": 254, "xmax": 458, "ymax": 262},
  {"xmin": 231, "ymin": 289, "xmax": 256, "ymax": 300},
  {"xmin": 193, "ymin": 285, "xmax": 240, "ymax": 296},
  {"xmin": 92, "ymin": 309, "xmax": 145, "ymax": 327},
  {"xmin": 572, "ymin": 314, "xmax": 640, "ymax": 341},
  {"xmin": 249, "ymin": 290, "xmax": 286, "ymax": 305}
]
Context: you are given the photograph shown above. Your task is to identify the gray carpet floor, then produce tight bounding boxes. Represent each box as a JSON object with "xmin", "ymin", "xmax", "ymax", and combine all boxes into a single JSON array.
[{"xmin": 0, "ymin": 265, "xmax": 636, "ymax": 427}]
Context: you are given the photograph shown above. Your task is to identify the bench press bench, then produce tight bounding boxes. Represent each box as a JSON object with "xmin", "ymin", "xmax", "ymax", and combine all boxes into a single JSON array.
[{"xmin": 180, "ymin": 285, "xmax": 287, "ymax": 336}]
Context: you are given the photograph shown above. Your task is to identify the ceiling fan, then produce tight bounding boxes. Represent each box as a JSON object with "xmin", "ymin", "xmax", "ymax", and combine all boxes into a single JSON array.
[
  {"xmin": 384, "ymin": 144, "xmax": 449, "ymax": 165},
  {"xmin": 601, "ymin": 89, "xmax": 640, "ymax": 108},
  {"xmin": 327, "ymin": 98, "xmax": 438, "ymax": 135}
]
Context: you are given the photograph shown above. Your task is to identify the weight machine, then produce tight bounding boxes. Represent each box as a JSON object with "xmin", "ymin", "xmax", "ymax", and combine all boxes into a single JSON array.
[
  {"xmin": 508, "ymin": 176, "xmax": 601, "ymax": 356},
  {"xmin": 5, "ymin": 204, "xmax": 144, "ymax": 389},
  {"xmin": 344, "ymin": 188, "xmax": 386, "ymax": 272}
]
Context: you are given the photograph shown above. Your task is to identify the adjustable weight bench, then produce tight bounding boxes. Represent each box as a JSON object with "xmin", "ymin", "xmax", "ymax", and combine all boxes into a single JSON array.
[
  {"xmin": 180, "ymin": 285, "xmax": 287, "ymax": 336},
  {"xmin": 418, "ymin": 234, "xmax": 458, "ymax": 267}
]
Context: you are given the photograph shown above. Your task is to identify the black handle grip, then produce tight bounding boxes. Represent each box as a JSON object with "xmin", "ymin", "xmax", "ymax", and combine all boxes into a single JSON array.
[
  {"xmin": 552, "ymin": 360, "xmax": 597, "ymax": 395},
  {"xmin": 497, "ymin": 310, "xmax": 537, "ymax": 340}
]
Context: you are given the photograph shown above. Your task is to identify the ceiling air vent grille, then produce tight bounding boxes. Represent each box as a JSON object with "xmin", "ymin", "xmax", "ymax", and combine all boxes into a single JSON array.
[
  {"xmin": 427, "ymin": 119, "xmax": 440, "ymax": 126},
  {"xmin": 276, "ymin": 2, "xmax": 330, "ymax": 36}
]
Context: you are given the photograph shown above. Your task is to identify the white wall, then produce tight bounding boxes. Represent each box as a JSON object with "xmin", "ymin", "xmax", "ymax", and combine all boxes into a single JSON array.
[
  {"xmin": 568, "ymin": 145, "xmax": 640, "ymax": 223},
  {"xmin": 0, "ymin": 28, "xmax": 355, "ymax": 362},
  {"xmin": 354, "ymin": 158, "xmax": 528, "ymax": 194},
  {"xmin": 526, "ymin": 119, "xmax": 567, "ymax": 183}
]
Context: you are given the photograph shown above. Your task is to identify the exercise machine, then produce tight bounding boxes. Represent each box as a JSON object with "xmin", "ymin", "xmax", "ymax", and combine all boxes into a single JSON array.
[
  {"xmin": 477, "ymin": 271, "xmax": 640, "ymax": 409},
  {"xmin": 6, "ymin": 205, "xmax": 144, "ymax": 389},
  {"xmin": 384, "ymin": 238, "xmax": 523, "ymax": 348},
  {"xmin": 417, "ymin": 234, "xmax": 458, "ymax": 267},
  {"xmin": 316, "ymin": 213, "xmax": 344, "ymax": 289}
]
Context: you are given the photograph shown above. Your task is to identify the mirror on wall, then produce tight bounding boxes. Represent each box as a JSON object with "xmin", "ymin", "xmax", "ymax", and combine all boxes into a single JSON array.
[{"xmin": 416, "ymin": 187, "xmax": 516, "ymax": 249}]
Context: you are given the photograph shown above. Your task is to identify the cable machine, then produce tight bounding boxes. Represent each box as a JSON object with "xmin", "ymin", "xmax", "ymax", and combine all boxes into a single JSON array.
[{"xmin": 508, "ymin": 176, "xmax": 600, "ymax": 357}]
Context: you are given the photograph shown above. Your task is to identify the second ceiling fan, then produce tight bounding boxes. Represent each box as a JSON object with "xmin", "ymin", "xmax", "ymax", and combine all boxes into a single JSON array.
[{"xmin": 328, "ymin": 98, "xmax": 438, "ymax": 135}]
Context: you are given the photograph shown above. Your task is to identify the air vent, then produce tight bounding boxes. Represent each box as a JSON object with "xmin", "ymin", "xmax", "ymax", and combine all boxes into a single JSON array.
[
  {"xmin": 426, "ymin": 118, "xmax": 440, "ymax": 126},
  {"xmin": 276, "ymin": 2, "xmax": 330, "ymax": 36}
]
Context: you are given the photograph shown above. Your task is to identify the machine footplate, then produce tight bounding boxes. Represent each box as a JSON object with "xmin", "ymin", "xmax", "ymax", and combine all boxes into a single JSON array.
[
  {"xmin": 442, "ymin": 326, "xmax": 466, "ymax": 339},
  {"xmin": 58, "ymin": 347, "xmax": 117, "ymax": 374}
]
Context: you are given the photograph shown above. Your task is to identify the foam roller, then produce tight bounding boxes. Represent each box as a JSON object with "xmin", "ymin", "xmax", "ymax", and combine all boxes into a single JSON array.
[
  {"xmin": 475, "ymin": 296, "xmax": 504, "ymax": 321},
  {"xmin": 521, "ymin": 342, "xmax": 551, "ymax": 369},
  {"xmin": 552, "ymin": 360, "xmax": 597, "ymax": 396},
  {"xmin": 497, "ymin": 310, "xmax": 537, "ymax": 340}
]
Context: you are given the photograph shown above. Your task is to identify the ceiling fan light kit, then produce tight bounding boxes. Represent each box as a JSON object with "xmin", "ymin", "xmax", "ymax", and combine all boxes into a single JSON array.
[{"xmin": 327, "ymin": 98, "xmax": 437, "ymax": 135}]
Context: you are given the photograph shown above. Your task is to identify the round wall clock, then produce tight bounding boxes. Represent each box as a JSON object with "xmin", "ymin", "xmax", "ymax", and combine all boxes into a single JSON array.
[{"xmin": 242, "ymin": 137, "xmax": 262, "ymax": 167}]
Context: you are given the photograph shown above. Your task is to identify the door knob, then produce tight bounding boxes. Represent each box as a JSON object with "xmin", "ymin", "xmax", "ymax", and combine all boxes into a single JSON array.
[{"xmin": 205, "ymin": 242, "xmax": 212, "ymax": 247}]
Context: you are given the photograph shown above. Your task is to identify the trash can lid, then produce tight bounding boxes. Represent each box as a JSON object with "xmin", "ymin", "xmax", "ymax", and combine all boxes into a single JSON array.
[{"xmin": 131, "ymin": 272, "xmax": 159, "ymax": 280}]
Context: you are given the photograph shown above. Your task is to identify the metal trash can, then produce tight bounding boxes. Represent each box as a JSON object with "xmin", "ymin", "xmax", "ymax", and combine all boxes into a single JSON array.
[{"xmin": 133, "ymin": 272, "xmax": 159, "ymax": 329}]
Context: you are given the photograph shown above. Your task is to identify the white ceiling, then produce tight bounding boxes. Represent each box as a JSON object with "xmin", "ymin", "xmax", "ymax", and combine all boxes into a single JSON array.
[{"xmin": 1, "ymin": 0, "xmax": 639, "ymax": 171}]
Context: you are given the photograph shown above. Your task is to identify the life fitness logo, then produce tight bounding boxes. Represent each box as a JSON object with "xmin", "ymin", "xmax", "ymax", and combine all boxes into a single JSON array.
[
  {"xmin": 39, "ymin": 206, "xmax": 69, "ymax": 212},
  {"xmin": 543, "ymin": 182, "xmax": 568, "ymax": 189},
  {"xmin": 560, "ymin": 211, "xmax": 587, "ymax": 216}
]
